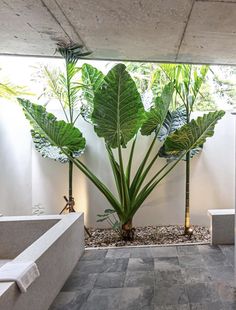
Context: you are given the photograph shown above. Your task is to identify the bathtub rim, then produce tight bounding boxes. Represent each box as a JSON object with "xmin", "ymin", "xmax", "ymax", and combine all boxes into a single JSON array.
[{"xmin": 0, "ymin": 213, "xmax": 83, "ymax": 297}]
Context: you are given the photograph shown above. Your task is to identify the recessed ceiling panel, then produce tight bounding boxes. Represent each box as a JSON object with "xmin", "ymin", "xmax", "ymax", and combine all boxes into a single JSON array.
[
  {"xmin": 56, "ymin": 0, "xmax": 193, "ymax": 62},
  {"xmin": 0, "ymin": 0, "xmax": 78, "ymax": 56},
  {"xmin": 178, "ymin": 1, "xmax": 236, "ymax": 64}
]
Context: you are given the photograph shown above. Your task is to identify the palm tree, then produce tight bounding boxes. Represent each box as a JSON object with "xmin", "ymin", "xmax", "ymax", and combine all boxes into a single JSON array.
[{"xmin": 160, "ymin": 64, "xmax": 210, "ymax": 235}]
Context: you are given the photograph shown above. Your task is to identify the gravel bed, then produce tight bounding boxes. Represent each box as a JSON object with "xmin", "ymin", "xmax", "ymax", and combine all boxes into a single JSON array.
[{"xmin": 85, "ymin": 225, "xmax": 211, "ymax": 248}]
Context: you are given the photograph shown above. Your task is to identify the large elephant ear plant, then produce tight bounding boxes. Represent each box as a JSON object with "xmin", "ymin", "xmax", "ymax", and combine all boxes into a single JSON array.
[{"xmin": 18, "ymin": 62, "xmax": 225, "ymax": 241}]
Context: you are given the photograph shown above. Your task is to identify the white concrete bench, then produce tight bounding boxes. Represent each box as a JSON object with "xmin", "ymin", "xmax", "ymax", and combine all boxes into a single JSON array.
[{"xmin": 208, "ymin": 209, "xmax": 234, "ymax": 245}]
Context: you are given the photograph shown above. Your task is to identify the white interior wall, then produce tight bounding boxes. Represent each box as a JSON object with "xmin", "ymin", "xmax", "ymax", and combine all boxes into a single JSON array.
[
  {"xmin": 0, "ymin": 100, "xmax": 32, "ymax": 216},
  {"xmin": 0, "ymin": 100, "xmax": 234, "ymax": 227}
]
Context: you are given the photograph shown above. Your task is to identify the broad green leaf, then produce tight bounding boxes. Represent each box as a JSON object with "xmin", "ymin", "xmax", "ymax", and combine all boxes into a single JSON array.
[
  {"xmin": 30, "ymin": 131, "xmax": 84, "ymax": 163},
  {"xmin": 140, "ymin": 83, "xmax": 174, "ymax": 135},
  {"xmin": 162, "ymin": 110, "xmax": 225, "ymax": 156},
  {"xmin": 92, "ymin": 64, "xmax": 144, "ymax": 148},
  {"xmin": 18, "ymin": 98, "xmax": 86, "ymax": 157},
  {"xmin": 158, "ymin": 106, "xmax": 187, "ymax": 142},
  {"xmin": 81, "ymin": 64, "xmax": 105, "ymax": 120},
  {"xmin": 159, "ymin": 143, "xmax": 202, "ymax": 162},
  {"xmin": 82, "ymin": 63, "xmax": 104, "ymax": 104}
]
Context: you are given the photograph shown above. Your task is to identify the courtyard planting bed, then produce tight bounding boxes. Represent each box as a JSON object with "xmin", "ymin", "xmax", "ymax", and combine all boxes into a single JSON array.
[{"xmin": 85, "ymin": 225, "xmax": 211, "ymax": 248}]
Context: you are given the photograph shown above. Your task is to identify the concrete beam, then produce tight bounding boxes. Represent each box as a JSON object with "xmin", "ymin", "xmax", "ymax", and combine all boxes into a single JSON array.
[
  {"xmin": 177, "ymin": 0, "xmax": 236, "ymax": 64},
  {"xmin": 1, "ymin": 0, "xmax": 236, "ymax": 64}
]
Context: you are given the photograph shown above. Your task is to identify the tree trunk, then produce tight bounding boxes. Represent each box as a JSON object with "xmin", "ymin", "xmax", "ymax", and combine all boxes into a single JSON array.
[
  {"xmin": 184, "ymin": 151, "xmax": 190, "ymax": 234},
  {"xmin": 121, "ymin": 219, "xmax": 135, "ymax": 241},
  {"xmin": 68, "ymin": 159, "xmax": 75, "ymax": 213}
]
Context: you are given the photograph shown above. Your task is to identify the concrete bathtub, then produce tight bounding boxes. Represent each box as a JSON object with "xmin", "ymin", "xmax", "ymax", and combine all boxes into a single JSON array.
[{"xmin": 0, "ymin": 213, "xmax": 84, "ymax": 310}]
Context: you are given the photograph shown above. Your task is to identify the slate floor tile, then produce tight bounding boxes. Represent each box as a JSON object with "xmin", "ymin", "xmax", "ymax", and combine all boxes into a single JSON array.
[
  {"xmin": 106, "ymin": 248, "xmax": 131, "ymax": 259},
  {"xmin": 178, "ymin": 254, "xmax": 205, "ymax": 268},
  {"xmin": 103, "ymin": 258, "xmax": 129, "ymax": 272},
  {"xmin": 186, "ymin": 283, "xmax": 219, "ymax": 304},
  {"xmin": 155, "ymin": 269, "xmax": 184, "ymax": 287},
  {"xmin": 81, "ymin": 249, "xmax": 107, "ymax": 261},
  {"xmin": 219, "ymin": 245, "xmax": 234, "ymax": 255},
  {"xmin": 128, "ymin": 258, "xmax": 154, "ymax": 271},
  {"xmin": 177, "ymin": 245, "xmax": 200, "ymax": 256},
  {"xmin": 208, "ymin": 265, "xmax": 235, "ymax": 286},
  {"xmin": 153, "ymin": 285, "xmax": 188, "ymax": 306},
  {"xmin": 221, "ymin": 302, "xmax": 236, "ymax": 310},
  {"xmin": 120, "ymin": 286, "xmax": 154, "ymax": 310},
  {"xmin": 130, "ymin": 247, "xmax": 152, "ymax": 258},
  {"xmin": 154, "ymin": 257, "xmax": 180, "ymax": 271},
  {"xmin": 153, "ymin": 284, "xmax": 189, "ymax": 306},
  {"xmin": 77, "ymin": 260, "xmax": 105, "ymax": 273},
  {"xmin": 213, "ymin": 282, "xmax": 236, "ymax": 304},
  {"xmin": 155, "ymin": 305, "xmax": 190, "ymax": 310},
  {"xmin": 50, "ymin": 289, "xmax": 91, "ymax": 310},
  {"xmin": 50, "ymin": 245, "xmax": 235, "ymax": 310},
  {"xmin": 151, "ymin": 247, "xmax": 178, "ymax": 258},
  {"xmin": 190, "ymin": 301, "xmax": 224, "ymax": 310},
  {"xmin": 82, "ymin": 288, "xmax": 122, "ymax": 310},
  {"xmin": 94, "ymin": 272, "xmax": 125, "ymax": 288},
  {"xmin": 124, "ymin": 271, "xmax": 154, "ymax": 287},
  {"xmin": 219, "ymin": 246, "xmax": 235, "ymax": 266},
  {"xmin": 62, "ymin": 272, "xmax": 98, "ymax": 291},
  {"xmin": 50, "ymin": 292, "xmax": 78, "ymax": 310},
  {"xmin": 202, "ymin": 252, "xmax": 228, "ymax": 267},
  {"xmin": 197, "ymin": 245, "xmax": 223, "ymax": 255},
  {"xmin": 182, "ymin": 267, "xmax": 212, "ymax": 284}
]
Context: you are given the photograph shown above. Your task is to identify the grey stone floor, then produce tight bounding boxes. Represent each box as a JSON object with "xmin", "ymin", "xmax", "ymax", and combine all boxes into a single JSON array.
[{"xmin": 50, "ymin": 245, "xmax": 235, "ymax": 310}]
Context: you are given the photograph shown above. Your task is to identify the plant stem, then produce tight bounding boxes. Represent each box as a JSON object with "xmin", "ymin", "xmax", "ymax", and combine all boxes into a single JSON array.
[
  {"xmin": 131, "ymin": 152, "xmax": 160, "ymax": 199},
  {"xmin": 184, "ymin": 85, "xmax": 191, "ymax": 234},
  {"xmin": 130, "ymin": 135, "xmax": 157, "ymax": 195},
  {"xmin": 126, "ymin": 137, "xmax": 136, "ymax": 187},
  {"xmin": 65, "ymin": 152, "xmax": 122, "ymax": 218},
  {"xmin": 130, "ymin": 156, "xmax": 183, "ymax": 219},
  {"xmin": 69, "ymin": 160, "xmax": 73, "ymax": 200},
  {"xmin": 121, "ymin": 218, "xmax": 134, "ymax": 241},
  {"xmin": 118, "ymin": 144, "xmax": 130, "ymax": 210},
  {"xmin": 72, "ymin": 112, "xmax": 81, "ymax": 126},
  {"xmin": 66, "ymin": 64, "xmax": 73, "ymax": 123},
  {"xmin": 184, "ymin": 151, "xmax": 190, "ymax": 233}
]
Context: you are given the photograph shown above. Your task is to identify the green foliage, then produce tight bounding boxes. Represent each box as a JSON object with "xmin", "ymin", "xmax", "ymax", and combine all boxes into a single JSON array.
[
  {"xmin": 158, "ymin": 107, "xmax": 187, "ymax": 141},
  {"xmin": 18, "ymin": 98, "xmax": 86, "ymax": 156},
  {"xmin": 0, "ymin": 83, "xmax": 30, "ymax": 100},
  {"xmin": 97, "ymin": 209, "xmax": 121, "ymax": 234},
  {"xmin": 160, "ymin": 64, "xmax": 209, "ymax": 112},
  {"xmin": 19, "ymin": 61, "xmax": 225, "ymax": 239},
  {"xmin": 92, "ymin": 64, "xmax": 144, "ymax": 148},
  {"xmin": 159, "ymin": 64, "xmax": 222, "ymax": 234},
  {"xmin": 212, "ymin": 66, "xmax": 236, "ymax": 107},
  {"xmin": 140, "ymin": 83, "xmax": 174, "ymax": 135},
  {"xmin": 81, "ymin": 63, "xmax": 104, "ymax": 120},
  {"xmin": 126, "ymin": 62, "xmax": 217, "ymax": 112},
  {"xmin": 162, "ymin": 111, "xmax": 225, "ymax": 157},
  {"xmin": 28, "ymin": 44, "xmax": 91, "ymax": 163},
  {"xmin": 0, "ymin": 67, "xmax": 31, "ymax": 100}
]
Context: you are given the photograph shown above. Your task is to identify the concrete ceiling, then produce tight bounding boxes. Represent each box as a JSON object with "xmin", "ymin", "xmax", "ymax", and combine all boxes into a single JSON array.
[{"xmin": 1, "ymin": 0, "xmax": 236, "ymax": 64}]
